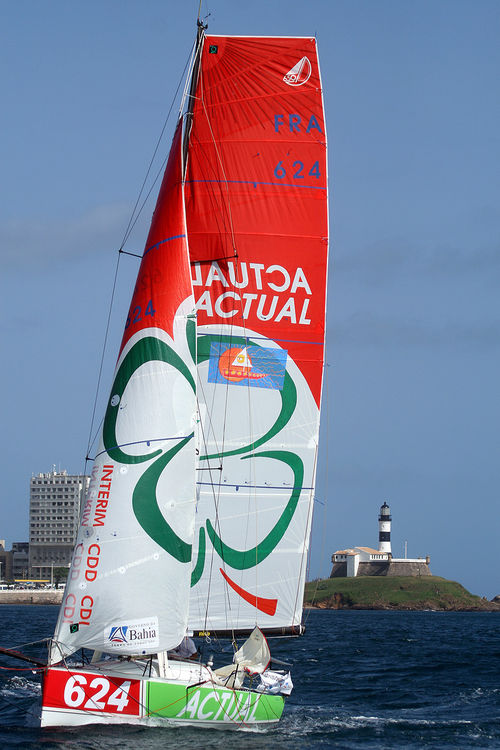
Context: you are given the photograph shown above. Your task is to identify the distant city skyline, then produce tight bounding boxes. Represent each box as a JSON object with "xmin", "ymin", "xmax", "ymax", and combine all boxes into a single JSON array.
[{"xmin": 29, "ymin": 469, "xmax": 89, "ymax": 579}]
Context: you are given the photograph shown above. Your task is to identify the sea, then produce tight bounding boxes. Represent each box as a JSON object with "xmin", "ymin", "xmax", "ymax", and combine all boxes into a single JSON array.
[{"xmin": 0, "ymin": 606, "xmax": 498, "ymax": 749}]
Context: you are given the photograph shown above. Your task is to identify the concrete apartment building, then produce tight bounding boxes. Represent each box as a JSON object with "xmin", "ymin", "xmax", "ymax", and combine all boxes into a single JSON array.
[
  {"xmin": 0, "ymin": 541, "xmax": 29, "ymax": 581},
  {"xmin": 29, "ymin": 469, "xmax": 89, "ymax": 579}
]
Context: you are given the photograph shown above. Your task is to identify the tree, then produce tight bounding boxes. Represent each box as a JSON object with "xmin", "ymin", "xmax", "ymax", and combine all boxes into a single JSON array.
[{"xmin": 53, "ymin": 567, "xmax": 69, "ymax": 589}]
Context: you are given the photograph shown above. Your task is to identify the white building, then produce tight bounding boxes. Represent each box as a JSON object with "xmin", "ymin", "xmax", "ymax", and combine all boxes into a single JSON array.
[
  {"xmin": 332, "ymin": 547, "xmax": 390, "ymax": 577},
  {"xmin": 29, "ymin": 469, "xmax": 89, "ymax": 579},
  {"xmin": 330, "ymin": 502, "xmax": 431, "ymax": 578}
]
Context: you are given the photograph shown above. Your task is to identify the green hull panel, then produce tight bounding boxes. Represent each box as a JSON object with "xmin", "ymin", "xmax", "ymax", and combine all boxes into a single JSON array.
[{"xmin": 146, "ymin": 681, "xmax": 284, "ymax": 725}]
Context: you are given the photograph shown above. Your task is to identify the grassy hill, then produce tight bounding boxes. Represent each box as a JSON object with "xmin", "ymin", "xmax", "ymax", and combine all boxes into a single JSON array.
[{"xmin": 304, "ymin": 576, "xmax": 500, "ymax": 611}]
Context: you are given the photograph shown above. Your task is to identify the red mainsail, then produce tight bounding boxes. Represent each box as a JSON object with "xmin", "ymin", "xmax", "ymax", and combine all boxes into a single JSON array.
[{"xmin": 185, "ymin": 35, "xmax": 328, "ymax": 404}]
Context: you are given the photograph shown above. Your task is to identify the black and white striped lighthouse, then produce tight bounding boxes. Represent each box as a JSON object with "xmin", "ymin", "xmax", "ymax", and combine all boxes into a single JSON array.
[{"xmin": 378, "ymin": 501, "xmax": 392, "ymax": 554}]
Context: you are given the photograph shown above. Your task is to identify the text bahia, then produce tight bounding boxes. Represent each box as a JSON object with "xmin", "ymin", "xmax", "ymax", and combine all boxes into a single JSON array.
[{"xmin": 128, "ymin": 628, "xmax": 157, "ymax": 641}]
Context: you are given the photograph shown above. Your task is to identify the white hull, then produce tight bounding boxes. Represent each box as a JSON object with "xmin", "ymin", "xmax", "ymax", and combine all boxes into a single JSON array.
[
  {"xmin": 41, "ymin": 708, "xmax": 278, "ymax": 730},
  {"xmin": 41, "ymin": 659, "xmax": 285, "ymax": 728}
]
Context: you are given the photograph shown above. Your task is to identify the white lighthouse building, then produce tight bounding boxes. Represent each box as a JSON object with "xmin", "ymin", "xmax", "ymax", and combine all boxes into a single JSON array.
[
  {"xmin": 330, "ymin": 502, "xmax": 431, "ymax": 578},
  {"xmin": 378, "ymin": 501, "xmax": 392, "ymax": 554}
]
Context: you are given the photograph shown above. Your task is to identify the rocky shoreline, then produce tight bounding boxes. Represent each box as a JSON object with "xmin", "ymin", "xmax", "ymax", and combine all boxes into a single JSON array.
[
  {"xmin": 309, "ymin": 593, "xmax": 500, "ymax": 612},
  {"xmin": 304, "ymin": 576, "xmax": 500, "ymax": 612},
  {"xmin": 0, "ymin": 590, "xmax": 62, "ymax": 606}
]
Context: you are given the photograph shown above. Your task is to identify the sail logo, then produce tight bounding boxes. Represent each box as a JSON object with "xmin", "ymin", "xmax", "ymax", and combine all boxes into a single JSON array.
[
  {"xmin": 283, "ymin": 56, "xmax": 312, "ymax": 86},
  {"xmin": 208, "ymin": 343, "xmax": 287, "ymax": 391},
  {"xmin": 192, "ymin": 260, "xmax": 313, "ymax": 327},
  {"xmin": 108, "ymin": 625, "xmax": 128, "ymax": 643},
  {"xmin": 105, "ymin": 617, "xmax": 159, "ymax": 651},
  {"xmin": 218, "ymin": 347, "xmax": 267, "ymax": 382},
  {"xmin": 174, "ymin": 688, "xmax": 263, "ymax": 722}
]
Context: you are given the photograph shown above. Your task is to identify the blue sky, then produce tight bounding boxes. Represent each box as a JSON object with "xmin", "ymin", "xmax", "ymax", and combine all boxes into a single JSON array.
[{"xmin": 1, "ymin": 1, "xmax": 498, "ymax": 598}]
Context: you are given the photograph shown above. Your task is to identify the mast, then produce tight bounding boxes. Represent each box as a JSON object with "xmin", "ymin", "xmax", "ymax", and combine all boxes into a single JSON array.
[{"xmin": 182, "ymin": 19, "xmax": 206, "ymax": 174}]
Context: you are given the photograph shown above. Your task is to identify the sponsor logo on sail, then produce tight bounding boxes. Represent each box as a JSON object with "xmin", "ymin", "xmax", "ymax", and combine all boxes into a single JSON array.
[
  {"xmin": 108, "ymin": 625, "xmax": 128, "ymax": 643},
  {"xmin": 208, "ymin": 343, "xmax": 288, "ymax": 390},
  {"xmin": 218, "ymin": 347, "xmax": 267, "ymax": 382},
  {"xmin": 191, "ymin": 260, "xmax": 314, "ymax": 327},
  {"xmin": 105, "ymin": 617, "xmax": 159, "ymax": 651},
  {"xmin": 283, "ymin": 56, "xmax": 312, "ymax": 86}
]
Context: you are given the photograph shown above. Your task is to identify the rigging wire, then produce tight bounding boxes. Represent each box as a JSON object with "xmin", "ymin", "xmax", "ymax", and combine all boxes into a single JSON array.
[
  {"xmin": 293, "ymin": 443, "xmax": 318, "ymax": 628},
  {"xmin": 199, "ymin": 95, "xmax": 238, "ymax": 256},
  {"xmin": 84, "ymin": 252, "xmax": 121, "ymax": 465},
  {"xmin": 304, "ymin": 359, "xmax": 331, "ymax": 622},
  {"xmin": 82, "ymin": 44, "xmax": 195, "ymax": 467},
  {"xmin": 199, "ymin": 46, "xmax": 267, "ymax": 642},
  {"xmin": 187, "ymin": 41, "xmax": 242, "ymax": 643},
  {"xmin": 119, "ymin": 45, "xmax": 195, "ymax": 251}
]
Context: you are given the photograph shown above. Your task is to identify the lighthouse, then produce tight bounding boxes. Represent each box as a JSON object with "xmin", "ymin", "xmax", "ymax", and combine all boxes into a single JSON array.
[
  {"xmin": 378, "ymin": 501, "xmax": 392, "ymax": 554},
  {"xmin": 330, "ymin": 500, "xmax": 432, "ymax": 577}
]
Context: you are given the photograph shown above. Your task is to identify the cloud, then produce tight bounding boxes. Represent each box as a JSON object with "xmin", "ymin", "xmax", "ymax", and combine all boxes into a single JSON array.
[
  {"xmin": 329, "ymin": 312, "xmax": 500, "ymax": 350},
  {"xmin": 0, "ymin": 202, "xmax": 140, "ymax": 270},
  {"xmin": 332, "ymin": 236, "xmax": 500, "ymax": 283}
]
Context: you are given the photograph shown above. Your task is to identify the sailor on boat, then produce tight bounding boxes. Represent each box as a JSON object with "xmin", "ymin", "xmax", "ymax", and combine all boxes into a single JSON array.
[{"xmin": 168, "ymin": 636, "xmax": 198, "ymax": 661}]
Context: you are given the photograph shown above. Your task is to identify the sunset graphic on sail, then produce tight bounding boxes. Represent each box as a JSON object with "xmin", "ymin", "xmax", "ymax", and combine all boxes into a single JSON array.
[
  {"xmin": 218, "ymin": 347, "xmax": 267, "ymax": 382},
  {"xmin": 208, "ymin": 343, "xmax": 289, "ymax": 390}
]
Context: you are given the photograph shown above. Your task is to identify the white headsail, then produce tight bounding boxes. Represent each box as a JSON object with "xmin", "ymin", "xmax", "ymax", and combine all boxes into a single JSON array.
[{"xmin": 51, "ymin": 124, "xmax": 197, "ymax": 662}]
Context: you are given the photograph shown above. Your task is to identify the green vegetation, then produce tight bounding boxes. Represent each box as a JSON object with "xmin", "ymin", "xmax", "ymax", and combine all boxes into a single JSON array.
[
  {"xmin": 53, "ymin": 567, "xmax": 69, "ymax": 588},
  {"xmin": 304, "ymin": 576, "xmax": 499, "ymax": 611}
]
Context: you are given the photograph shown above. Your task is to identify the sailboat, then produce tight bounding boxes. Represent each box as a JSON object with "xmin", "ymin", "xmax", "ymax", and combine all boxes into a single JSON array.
[{"xmin": 40, "ymin": 22, "xmax": 328, "ymax": 728}]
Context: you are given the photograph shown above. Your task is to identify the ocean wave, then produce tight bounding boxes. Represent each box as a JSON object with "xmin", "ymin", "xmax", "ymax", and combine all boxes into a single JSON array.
[{"xmin": 0, "ymin": 675, "xmax": 41, "ymax": 698}]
